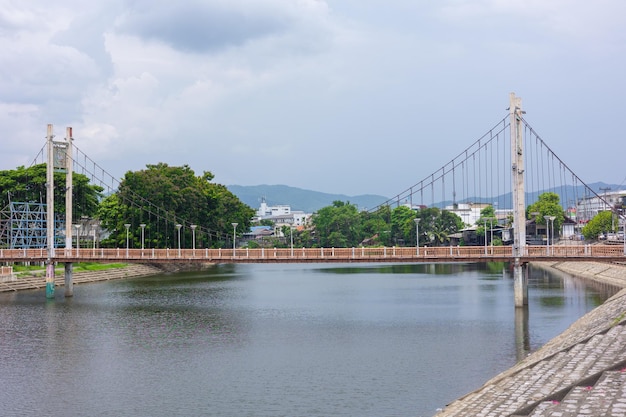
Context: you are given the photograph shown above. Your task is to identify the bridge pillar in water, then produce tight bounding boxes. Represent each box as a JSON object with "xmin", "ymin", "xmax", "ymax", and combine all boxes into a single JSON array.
[
  {"xmin": 64, "ymin": 263, "xmax": 74, "ymax": 297},
  {"xmin": 45, "ymin": 260, "xmax": 55, "ymax": 299},
  {"xmin": 514, "ymin": 303, "xmax": 530, "ymax": 361},
  {"xmin": 45, "ymin": 124, "xmax": 55, "ymax": 300},
  {"xmin": 513, "ymin": 259, "xmax": 528, "ymax": 307}
]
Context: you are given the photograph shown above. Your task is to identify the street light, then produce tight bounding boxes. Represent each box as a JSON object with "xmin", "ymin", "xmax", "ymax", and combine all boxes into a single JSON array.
[
  {"xmin": 490, "ymin": 218, "xmax": 495, "ymax": 249},
  {"xmin": 290, "ymin": 225, "xmax": 294, "ymax": 258},
  {"xmin": 548, "ymin": 216, "xmax": 556, "ymax": 253},
  {"xmin": 74, "ymin": 224, "xmax": 81, "ymax": 256},
  {"xmin": 414, "ymin": 218, "xmax": 421, "ymax": 256},
  {"xmin": 482, "ymin": 218, "xmax": 495, "ymax": 256},
  {"xmin": 124, "ymin": 223, "xmax": 131, "ymax": 257},
  {"xmin": 543, "ymin": 216, "xmax": 555, "ymax": 255},
  {"xmin": 231, "ymin": 223, "xmax": 238, "ymax": 257},
  {"xmin": 140, "ymin": 224, "xmax": 146, "ymax": 251},
  {"xmin": 92, "ymin": 224, "xmax": 97, "ymax": 256},
  {"xmin": 543, "ymin": 216, "xmax": 550, "ymax": 255},
  {"xmin": 623, "ymin": 216, "xmax": 626, "ymax": 256},
  {"xmin": 176, "ymin": 224, "xmax": 182, "ymax": 257},
  {"xmin": 191, "ymin": 224, "xmax": 197, "ymax": 255}
]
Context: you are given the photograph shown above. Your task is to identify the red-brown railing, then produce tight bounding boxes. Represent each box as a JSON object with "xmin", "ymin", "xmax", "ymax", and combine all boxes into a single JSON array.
[{"xmin": 0, "ymin": 245, "xmax": 624, "ymax": 263}]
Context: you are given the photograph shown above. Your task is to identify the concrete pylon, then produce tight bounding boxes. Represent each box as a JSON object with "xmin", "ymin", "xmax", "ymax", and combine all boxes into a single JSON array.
[{"xmin": 510, "ymin": 93, "xmax": 528, "ymax": 307}]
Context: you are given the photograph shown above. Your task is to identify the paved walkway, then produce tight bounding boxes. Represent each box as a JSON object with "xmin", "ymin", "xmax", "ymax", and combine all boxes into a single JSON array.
[{"xmin": 434, "ymin": 261, "xmax": 626, "ymax": 417}]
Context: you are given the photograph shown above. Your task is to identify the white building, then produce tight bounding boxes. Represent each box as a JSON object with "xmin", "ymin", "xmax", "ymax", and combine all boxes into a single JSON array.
[
  {"xmin": 576, "ymin": 189, "xmax": 626, "ymax": 223},
  {"xmin": 445, "ymin": 202, "xmax": 496, "ymax": 227},
  {"xmin": 254, "ymin": 197, "xmax": 312, "ymax": 237},
  {"xmin": 257, "ymin": 198, "xmax": 291, "ymax": 217}
]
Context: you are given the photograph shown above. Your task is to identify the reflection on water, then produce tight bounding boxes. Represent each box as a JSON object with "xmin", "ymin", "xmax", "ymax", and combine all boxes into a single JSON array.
[{"xmin": 0, "ymin": 262, "xmax": 616, "ymax": 417}]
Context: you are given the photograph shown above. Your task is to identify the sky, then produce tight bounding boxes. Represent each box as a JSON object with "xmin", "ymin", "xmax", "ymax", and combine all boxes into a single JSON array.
[{"xmin": 2, "ymin": 0, "xmax": 625, "ymax": 197}]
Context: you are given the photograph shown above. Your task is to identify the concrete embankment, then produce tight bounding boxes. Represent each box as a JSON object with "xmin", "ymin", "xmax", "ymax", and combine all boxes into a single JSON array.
[
  {"xmin": 434, "ymin": 261, "xmax": 626, "ymax": 417},
  {"xmin": 0, "ymin": 263, "xmax": 164, "ymax": 292}
]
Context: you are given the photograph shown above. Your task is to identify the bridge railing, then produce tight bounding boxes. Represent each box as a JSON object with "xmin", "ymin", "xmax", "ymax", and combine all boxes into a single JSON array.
[{"xmin": 0, "ymin": 244, "xmax": 624, "ymax": 262}]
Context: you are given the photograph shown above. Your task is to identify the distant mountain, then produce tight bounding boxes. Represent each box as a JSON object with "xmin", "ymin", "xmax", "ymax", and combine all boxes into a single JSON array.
[
  {"xmin": 227, "ymin": 184, "xmax": 389, "ymax": 213},
  {"xmin": 228, "ymin": 182, "xmax": 625, "ymax": 215},
  {"xmin": 428, "ymin": 182, "xmax": 626, "ymax": 209}
]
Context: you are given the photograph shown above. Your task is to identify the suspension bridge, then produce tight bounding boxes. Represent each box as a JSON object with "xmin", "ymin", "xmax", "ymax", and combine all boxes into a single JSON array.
[{"xmin": 1, "ymin": 93, "xmax": 625, "ymax": 302}]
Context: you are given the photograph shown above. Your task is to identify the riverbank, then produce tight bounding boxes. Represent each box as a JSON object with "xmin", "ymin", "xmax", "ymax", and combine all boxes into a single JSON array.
[
  {"xmin": 0, "ymin": 263, "xmax": 164, "ymax": 292},
  {"xmin": 434, "ymin": 261, "xmax": 626, "ymax": 416}
]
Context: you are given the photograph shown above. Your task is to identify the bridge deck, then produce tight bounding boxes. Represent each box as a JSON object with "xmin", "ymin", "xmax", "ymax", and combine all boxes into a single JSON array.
[{"xmin": 1, "ymin": 245, "xmax": 624, "ymax": 264}]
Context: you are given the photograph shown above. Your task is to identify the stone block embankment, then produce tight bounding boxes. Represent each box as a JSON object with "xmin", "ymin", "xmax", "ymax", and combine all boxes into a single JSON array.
[
  {"xmin": 0, "ymin": 264, "xmax": 163, "ymax": 293},
  {"xmin": 434, "ymin": 261, "xmax": 626, "ymax": 417}
]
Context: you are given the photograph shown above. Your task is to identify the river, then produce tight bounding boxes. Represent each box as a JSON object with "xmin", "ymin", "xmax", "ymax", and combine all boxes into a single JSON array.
[{"xmin": 0, "ymin": 262, "xmax": 615, "ymax": 417}]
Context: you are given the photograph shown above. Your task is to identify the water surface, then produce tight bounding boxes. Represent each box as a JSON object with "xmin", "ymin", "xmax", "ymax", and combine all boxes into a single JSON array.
[{"xmin": 0, "ymin": 263, "xmax": 614, "ymax": 417}]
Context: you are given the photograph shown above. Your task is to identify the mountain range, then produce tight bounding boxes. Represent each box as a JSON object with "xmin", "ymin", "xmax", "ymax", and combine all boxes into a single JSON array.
[
  {"xmin": 226, "ymin": 184, "xmax": 389, "ymax": 213},
  {"xmin": 228, "ymin": 182, "xmax": 626, "ymax": 214}
]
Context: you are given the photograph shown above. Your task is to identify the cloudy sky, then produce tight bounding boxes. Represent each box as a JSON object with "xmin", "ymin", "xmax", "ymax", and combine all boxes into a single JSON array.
[{"xmin": 2, "ymin": 0, "xmax": 625, "ymax": 197}]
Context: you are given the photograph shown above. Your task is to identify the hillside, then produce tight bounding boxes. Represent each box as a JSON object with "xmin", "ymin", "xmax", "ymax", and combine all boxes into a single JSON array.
[
  {"xmin": 228, "ymin": 182, "xmax": 625, "ymax": 215},
  {"xmin": 227, "ymin": 184, "xmax": 389, "ymax": 213}
]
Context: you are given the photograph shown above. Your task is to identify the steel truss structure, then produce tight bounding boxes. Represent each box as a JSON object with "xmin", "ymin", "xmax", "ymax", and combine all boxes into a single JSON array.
[{"xmin": 0, "ymin": 202, "xmax": 64, "ymax": 249}]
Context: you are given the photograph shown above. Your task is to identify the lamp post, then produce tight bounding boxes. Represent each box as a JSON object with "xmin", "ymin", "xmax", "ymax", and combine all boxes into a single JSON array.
[
  {"xmin": 140, "ymin": 224, "xmax": 146, "ymax": 251},
  {"xmin": 490, "ymin": 218, "xmax": 495, "ymax": 250},
  {"xmin": 191, "ymin": 224, "xmax": 197, "ymax": 255},
  {"xmin": 290, "ymin": 225, "xmax": 294, "ymax": 258},
  {"xmin": 176, "ymin": 224, "xmax": 182, "ymax": 257},
  {"xmin": 74, "ymin": 224, "xmax": 81, "ymax": 256},
  {"xmin": 483, "ymin": 218, "xmax": 488, "ymax": 255},
  {"xmin": 543, "ymin": 216, "xmax": 550, "ymax": 255},
  {"xmin": 92, "ymin": 224, "xmax": 97, "ymax": 257},
  {"xmin": 548, "ymin": 216, "xmax": 556, "ymax": 254},
  {"xmin": 231, "ymin": 223, "xmax": 238, "ymax": 257},
  {"xmin": 414, "ymin": 218, "xmax": 421, "ymax": 256},
  {"xmin": 623, "ymin": 216, "xmax": 626, "ymax": 256},
  {"xmin": 124, "ymin": 223, "xmax": 131, "ymax": 257},
  {"xmin": 543, "ymin": 216, "xmax": 555, "ymax": 255}
]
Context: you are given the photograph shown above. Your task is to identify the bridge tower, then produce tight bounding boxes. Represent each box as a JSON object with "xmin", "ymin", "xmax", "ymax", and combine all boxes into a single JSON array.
[
  {"xmin": 45, "ymin": 124, "xmax": 75, "ymax": 299},
  {"xmin": 510, "ymin": 93, "xmax": 527, "ymax": 307},
  {"xmin": 64, "ymin": 127, "xmax": 74, "ymax": 297}
]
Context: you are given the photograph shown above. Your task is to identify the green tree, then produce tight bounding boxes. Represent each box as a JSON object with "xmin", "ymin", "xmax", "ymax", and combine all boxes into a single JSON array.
[
  {"xmin": 391, "ymin": 206, "xmax": 416, "ymax": 246},
  {"xmin": 476, "ymin": 205, "xmax": 497, "ymax": 238},
  {"xmin": 97, "ymin": 163, "xmax": 254, "ymax": 248},
  {"xmin": 0, "ymin": 164, "xmax": 103, "ymax": 218},
  {"xmin": 582, "ymin": 211, "xmax": 616, "ymax": 240},
  {"xmin": 526, "ymin": 192, "xmax": 565, "ymax": 237},
  {"xmin": 360, "ymin": 206, "xmax": 392, "ymax": 246},
  {"xmin": 312, "ymin": 201, "xmax": 363, "ymax": 247},
  {"xmin": 430, "ymin": 210, "xmax": 464, "ymax": 246},
  {"xmin": 415, "ymin": 207, "xmax": 441, "ymax": 246}
]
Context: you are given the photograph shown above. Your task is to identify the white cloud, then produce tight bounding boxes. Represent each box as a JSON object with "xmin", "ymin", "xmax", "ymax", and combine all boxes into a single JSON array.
[{"xmin": 1, "ymin": 0, "xmax": 625, "ymax": 196}]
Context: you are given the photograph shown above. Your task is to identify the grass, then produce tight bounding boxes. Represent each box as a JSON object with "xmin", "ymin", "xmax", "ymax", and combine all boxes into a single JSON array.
[{"xmin": 11, "ymin": 262, "xmax": 129, "ymax": 277}]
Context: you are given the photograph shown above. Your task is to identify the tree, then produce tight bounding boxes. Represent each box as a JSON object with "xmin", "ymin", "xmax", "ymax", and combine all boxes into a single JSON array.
[
  {"xmin": 360, "ymin": 206, "xmax": 392, "ymax": 246},
  {"xmin": 582, "ymin": 211, "xmax": 616, "ymax": 240},
  {"xmin": 312, "ymin": 201, "xmax": 363, "ymax": 247},
  {"xmin": 476, "ymin": 205, "xmax": 497, "ymax": 238},
  {"xmin": 97, "ymin": 163, "xmax": 254, "ymax": 248},
  {"xmin": 526, "ymin": 192, "xmax": 566, "ymax": 237},
  {"xmin": 390, "ymin": 206, "xmax": 416, "ymax": 246},
  {"xmin": 430, "ymin": 210, "xmax": 464, "ymax": 246},
  {"xmin": 0, "ymin": 164, "xmax": 103, "ymax": 218}
]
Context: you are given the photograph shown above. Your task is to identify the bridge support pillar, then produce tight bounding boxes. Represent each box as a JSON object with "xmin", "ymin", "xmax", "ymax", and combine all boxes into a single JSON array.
[
  {"xmin": 45, "ymin": 260, "xmax": 55, "ymax": 299},
  {"xmin": 514, "ymin": 305, "xmax": 530, "ymax": 361},
  {"xmin": 64, "ymin": 262, "xmax": 74, "ymax": 297},
  {"xmin": 513, "ymin": 259, "xmax": 527, "ymax": 307}
]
